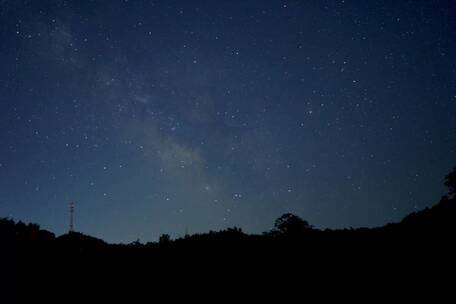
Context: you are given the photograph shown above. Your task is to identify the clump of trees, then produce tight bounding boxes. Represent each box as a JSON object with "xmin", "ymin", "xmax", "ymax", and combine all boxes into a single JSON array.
[
  {"xmin": 268, "ymin": 213, "xmax": 313, "ymax": 236},
  {"xmin": 445, "ymin": 167, "xmax": 456, "ymax": 197},
  {"xmin": 0, "ymin": 218, "xmax": 55, "ymax": 243},
  {"xmin": 159, "ymin": 234, "xmax": 171, "ymax": 244}
]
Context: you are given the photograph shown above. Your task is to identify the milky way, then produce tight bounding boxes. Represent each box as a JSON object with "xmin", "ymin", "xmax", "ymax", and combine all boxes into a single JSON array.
[{"xmin": 0, "ymin": 0, "xmax": 455, "ymax": 242}]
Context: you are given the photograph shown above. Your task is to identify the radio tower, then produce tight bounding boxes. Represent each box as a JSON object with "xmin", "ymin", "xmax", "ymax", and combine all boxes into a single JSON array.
[{"xmin": 69, "ymin": 202, "xmax": 75, "ymax": 233}]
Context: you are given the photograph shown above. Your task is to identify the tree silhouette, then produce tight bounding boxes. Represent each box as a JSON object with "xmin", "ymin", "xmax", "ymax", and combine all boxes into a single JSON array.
[
  {"xmin": 273, "ymin": 213, "xmax": 312, "ymax": 235},
  {"xmin": 444, "ymin": 167, "xmax": 456, "ymax": 197}
]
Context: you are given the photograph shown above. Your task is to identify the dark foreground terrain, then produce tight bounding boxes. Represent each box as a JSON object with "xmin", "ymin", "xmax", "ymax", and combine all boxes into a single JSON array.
[{"xmin": 2, "ymin": 169, "xmax": 456, "ymax": 300}]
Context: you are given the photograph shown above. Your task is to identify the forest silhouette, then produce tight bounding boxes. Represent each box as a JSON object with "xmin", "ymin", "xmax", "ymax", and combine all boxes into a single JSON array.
[{"xmin": 2, "ymin": 167, "xmax": 455, "ymax": 300}]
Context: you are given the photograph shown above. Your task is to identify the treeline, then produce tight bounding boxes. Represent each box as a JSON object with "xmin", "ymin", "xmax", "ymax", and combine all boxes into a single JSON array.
[
  {"xmin": 2, "ymin": 168, "xmax": 455, "ymax": 301},
  {"xmin": 2, "ymin": 167, "xmax": 455, "ymax": 250}
]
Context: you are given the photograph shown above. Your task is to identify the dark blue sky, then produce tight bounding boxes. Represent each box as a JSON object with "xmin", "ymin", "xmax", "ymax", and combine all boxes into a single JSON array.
[{"xmin": 0, "ymin": 0, "xmax": 455, "ymax": 243}]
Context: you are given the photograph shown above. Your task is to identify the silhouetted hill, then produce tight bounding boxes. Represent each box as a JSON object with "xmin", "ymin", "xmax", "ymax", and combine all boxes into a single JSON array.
[
  {"xmin": 2, "ymin": 193, "xmax": 455, "ymax": 256},
  {"xmin": 400, "ymin": 195, "xmax": 455, "ymax": 230},
  {"xmin": 3, "ymin": 168, "xmax": 456, "ymax": 301},
  {"xmin": 56, "ymin": 231, "xmax": 107, "ymax": 248},
  {"xmin": 0, "ymin": 218, "xmax": 55, "ymax": 244}
]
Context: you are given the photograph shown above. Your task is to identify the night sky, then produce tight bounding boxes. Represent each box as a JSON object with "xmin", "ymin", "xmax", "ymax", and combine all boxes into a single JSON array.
[{"xmin": 0, "ymin": 0, "xmax": 455, "ymax": 243}]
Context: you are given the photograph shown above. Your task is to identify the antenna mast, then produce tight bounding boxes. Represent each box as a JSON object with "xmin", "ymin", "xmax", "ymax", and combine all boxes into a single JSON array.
[{"xmin": 69, "ymin": 202, "xmax": 75, "ymax": 233}]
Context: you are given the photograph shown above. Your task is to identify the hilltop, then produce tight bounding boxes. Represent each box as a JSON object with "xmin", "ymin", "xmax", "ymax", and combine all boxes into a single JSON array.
[{"xmin": 2, "ymin": 168, "xmax": 455, "ymax": 300}]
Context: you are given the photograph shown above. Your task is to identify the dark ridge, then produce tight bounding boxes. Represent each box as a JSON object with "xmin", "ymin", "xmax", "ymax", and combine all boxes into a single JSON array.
[{"xmin": 2, "ymin": 168, "xmax": 455, "ymax": 300}]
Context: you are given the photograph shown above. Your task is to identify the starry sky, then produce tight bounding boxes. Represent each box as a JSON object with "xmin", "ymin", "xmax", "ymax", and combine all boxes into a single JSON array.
[{"xmin": 0, "ymin": 0, "xmax": 455, "ymax": 243}]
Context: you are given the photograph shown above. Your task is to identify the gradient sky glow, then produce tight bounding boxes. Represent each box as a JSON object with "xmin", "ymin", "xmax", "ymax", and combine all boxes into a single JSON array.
[{"xmin": 0, "ymin": 0, "xmax": 455, "ymax": 243}]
